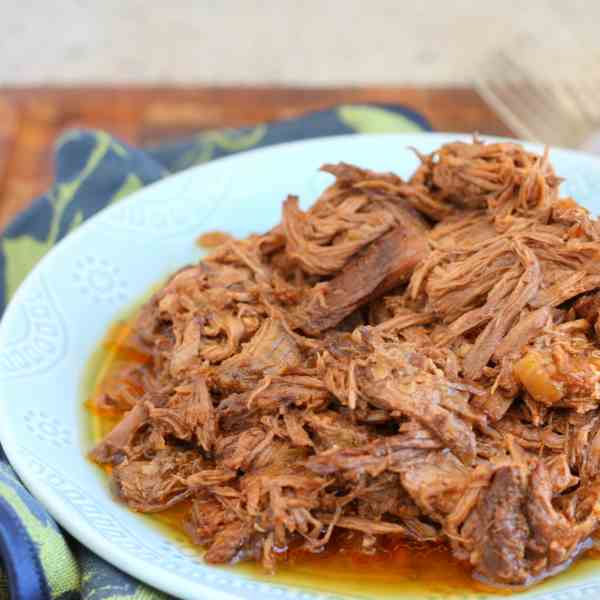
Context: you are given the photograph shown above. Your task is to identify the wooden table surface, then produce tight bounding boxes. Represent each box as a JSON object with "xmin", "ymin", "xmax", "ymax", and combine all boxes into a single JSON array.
[{"xmin": 0, "ymin": 87, "xmax": 512, "ymax": 231}]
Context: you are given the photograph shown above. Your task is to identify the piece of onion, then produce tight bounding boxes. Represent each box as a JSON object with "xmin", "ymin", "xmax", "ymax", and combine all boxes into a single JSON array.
[{"xmin": 514, "ymin": 351, "xmax": 563, "ymax": 405}]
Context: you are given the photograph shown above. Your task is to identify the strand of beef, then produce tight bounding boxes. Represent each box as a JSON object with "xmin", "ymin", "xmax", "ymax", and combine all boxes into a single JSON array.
[{"xmin": 90, "ymin": 139, "xmax": 600, "ymax": 588}]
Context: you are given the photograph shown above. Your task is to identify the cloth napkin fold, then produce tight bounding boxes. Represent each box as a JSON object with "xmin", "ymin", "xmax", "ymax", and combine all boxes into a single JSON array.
[{"xmin": 0, "ymin": 103, "xmax": 429, "ymax": 600}]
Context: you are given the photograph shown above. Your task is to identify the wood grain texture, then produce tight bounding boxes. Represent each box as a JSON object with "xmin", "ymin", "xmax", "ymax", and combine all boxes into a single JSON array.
[{"xmin": 0, "ymin": 87, "xmax": 512, "ymax": 231}]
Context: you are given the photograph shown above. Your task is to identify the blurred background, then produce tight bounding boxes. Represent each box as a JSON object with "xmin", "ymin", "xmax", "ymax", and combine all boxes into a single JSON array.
[
  {"xmin": 2, "ymin": 0, "xmax": 598, "ymax": 85},
  {"xmin": 1, "ymin": 0, "xmax": 600, "ymax": 229}
]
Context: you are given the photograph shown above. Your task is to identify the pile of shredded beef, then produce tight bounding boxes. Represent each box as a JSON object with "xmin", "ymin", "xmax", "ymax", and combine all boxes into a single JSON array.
[{"xmin": 90, "ymin": 140, "xmax": 600, "ymax": 587}]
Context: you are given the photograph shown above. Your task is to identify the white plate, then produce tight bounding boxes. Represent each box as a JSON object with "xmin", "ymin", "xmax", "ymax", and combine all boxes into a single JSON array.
[{"xmin": 2, "ymin": 133, "xmax": 600, "ymax": 600}]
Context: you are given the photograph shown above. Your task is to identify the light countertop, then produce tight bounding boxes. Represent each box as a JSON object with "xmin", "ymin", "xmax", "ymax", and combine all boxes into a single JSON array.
[{"xmin": 2, "ymin": 0, "xmax": 599, "ymax": 85}]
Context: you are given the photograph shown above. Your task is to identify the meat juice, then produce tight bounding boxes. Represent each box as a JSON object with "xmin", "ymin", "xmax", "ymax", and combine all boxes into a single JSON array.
[{"xmin": 82, "ymin": 318, "xmax": 600, "ymax": 599}]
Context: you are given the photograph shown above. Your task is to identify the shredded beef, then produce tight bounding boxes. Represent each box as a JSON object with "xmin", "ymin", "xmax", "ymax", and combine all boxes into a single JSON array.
[
  {"xmin": 297, "ymin": 225, "xmax": 428, "ymax": 335},
  {"xmin": 90, "ymin": 139, "xmax": 600, "ymax": 587}
]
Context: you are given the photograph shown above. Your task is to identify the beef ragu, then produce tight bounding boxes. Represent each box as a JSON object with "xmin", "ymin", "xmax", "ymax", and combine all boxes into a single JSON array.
[{"xmin": 88, "ymin": 140, "xmax": 600, "ymax": 589}]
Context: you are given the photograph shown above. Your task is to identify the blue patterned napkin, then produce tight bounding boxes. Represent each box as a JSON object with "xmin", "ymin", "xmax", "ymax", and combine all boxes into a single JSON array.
[{"xmin": 0, "ymin": 104, "xmax": 429, "ymax": 599}]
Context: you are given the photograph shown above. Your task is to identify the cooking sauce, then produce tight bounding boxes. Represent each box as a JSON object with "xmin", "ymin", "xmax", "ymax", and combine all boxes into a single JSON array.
[{"xmin": 83, "ymin": 318, "xmax": 600, "ymax": 599}]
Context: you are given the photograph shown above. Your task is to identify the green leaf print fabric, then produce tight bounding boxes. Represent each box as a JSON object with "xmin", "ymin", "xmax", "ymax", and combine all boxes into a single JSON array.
[{"xmin": 0, "ymin": 104, "xmax": 428, "ymax": 599}]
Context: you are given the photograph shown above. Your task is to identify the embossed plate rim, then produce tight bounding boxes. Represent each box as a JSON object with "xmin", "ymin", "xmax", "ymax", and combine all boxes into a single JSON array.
[{"xmin": 2, "ymin": 133, "xmax": 600, "ymax": 600}]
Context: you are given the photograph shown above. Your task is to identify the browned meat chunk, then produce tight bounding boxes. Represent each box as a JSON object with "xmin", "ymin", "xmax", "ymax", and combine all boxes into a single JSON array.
[
  {"xmin": 469, "ymin": 466, "xmax": 529, "ymax": 584},
  {"xmin": 298, "ymin": 225, "xmax": 428, "ymax": 335},
  {"xmin": 574, "ymin": 291, "xmax": 600, "ymax": 338},
  {"xmin": 282, "ymin": 194, "xmax": 394, "ymax": 276},
  {"xmin": 214, "ymin": 318, "xmax": 303, "ymax": 392},
  {"xmin": 494, "ymin": 307, "xmax": 551, "ymax": 359},
  {"xmin": 204, "ymin": 521, "xmax": 254, "ymax": 564},
  {"xmin": 113, "ymin": 448, "xmax": 207, "ymax": 512},
  {"xmin": 89, "ymin": 403, "xmax": 147, "ymax": 463}
]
